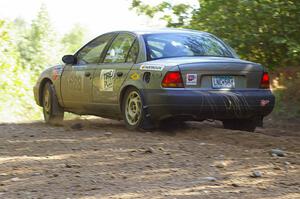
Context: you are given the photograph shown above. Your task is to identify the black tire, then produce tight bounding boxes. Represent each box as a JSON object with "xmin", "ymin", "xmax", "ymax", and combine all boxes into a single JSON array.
[
  {"xmin": 122, "ymin": 87, "xmax": 154, "ymax": 131},
  {"xmin": 42, "ymin": 82, "xmax": 64, "ymax": 125},
  {"xmin": 222, "ymin": 118, "xmax": 257, "ymax": 132}
]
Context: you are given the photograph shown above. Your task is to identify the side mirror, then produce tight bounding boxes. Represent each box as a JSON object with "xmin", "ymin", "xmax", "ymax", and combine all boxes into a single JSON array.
[{"xmin": 62, "ymin": 55, "xmax": 76, "ymax": 65}]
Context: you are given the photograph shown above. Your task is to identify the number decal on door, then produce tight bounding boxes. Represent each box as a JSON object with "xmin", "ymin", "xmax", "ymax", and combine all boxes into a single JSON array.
[
  {"xmin": 100, "ymin": 69, "xmax": 115, "ymax": 91},
  {"xmin": 67, "ymin": 72, "xmax": 83, "ymax": 91}
]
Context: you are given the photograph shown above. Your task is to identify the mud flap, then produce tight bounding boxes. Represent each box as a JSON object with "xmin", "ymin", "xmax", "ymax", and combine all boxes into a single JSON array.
[
  {"xmin": 256, "ymin": 116, "xmax": 264, "ymax": 127},
  {"xmin": 139, "ymin": 91, "xmax": 155, "ymax": 130}
]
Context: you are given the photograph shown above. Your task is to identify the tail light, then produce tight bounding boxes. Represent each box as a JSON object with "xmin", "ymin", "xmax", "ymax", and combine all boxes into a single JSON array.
[
  {"xmin": 162, "ymin": 71, "xmax": 184, "ymax": 88},
  {"xmin": 260, "ymin": 72, "xmax": 270, "ymax": 89}
]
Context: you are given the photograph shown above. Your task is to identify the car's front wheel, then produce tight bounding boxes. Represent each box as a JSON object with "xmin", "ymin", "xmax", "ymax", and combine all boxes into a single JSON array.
[
  {"xmin": 222, "ymin": 118, "xmax": 257, "ymax": 132},
  {"xmin": 42, "ymin": 82, "xmax": 64, "ymax": 125},
  {"xmin": 122, "ymin": 87, "xmax": 154, "ymax": 131}
]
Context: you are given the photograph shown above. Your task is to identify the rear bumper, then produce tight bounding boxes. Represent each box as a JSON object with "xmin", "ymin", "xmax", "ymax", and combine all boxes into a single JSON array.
[{"xmin": 141, "ymin": 89, "xmax": 275, "ymax": 121}]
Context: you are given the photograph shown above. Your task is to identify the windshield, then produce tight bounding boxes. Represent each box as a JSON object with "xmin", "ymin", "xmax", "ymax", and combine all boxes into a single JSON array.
[{"xmin": 143, "ymin": 33, "xmax": 235, "ymax": 60}]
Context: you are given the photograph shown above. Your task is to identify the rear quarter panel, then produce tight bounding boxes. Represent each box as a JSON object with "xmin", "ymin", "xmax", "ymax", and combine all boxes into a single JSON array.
[{"xmin": 121, "ymin": 63, "xmax": 178, "ymax": 91}]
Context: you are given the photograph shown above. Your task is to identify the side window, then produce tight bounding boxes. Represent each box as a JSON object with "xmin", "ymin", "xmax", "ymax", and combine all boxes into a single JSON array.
[
  {"xmin": 126, "ymin": 39, "xmax": 139, "ymax": 63},
  {"xmin": 104, "ymin": 33, "xmax": 135, "ymax": 63},
  {"xmin": 76, "ymin": 34, "xmax": 113, "ymax": 64}
]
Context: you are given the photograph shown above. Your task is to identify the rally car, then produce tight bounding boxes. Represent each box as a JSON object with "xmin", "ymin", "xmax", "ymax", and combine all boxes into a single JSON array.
[{"xmin": 33, "ymin": 28, "xmax": 275, "ymax": 132}]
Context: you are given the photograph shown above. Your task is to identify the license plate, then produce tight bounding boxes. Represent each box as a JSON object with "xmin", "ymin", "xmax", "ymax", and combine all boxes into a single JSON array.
[{"xmin": 212, "ymin": 76, "xmax": 235, "ymax": 89}]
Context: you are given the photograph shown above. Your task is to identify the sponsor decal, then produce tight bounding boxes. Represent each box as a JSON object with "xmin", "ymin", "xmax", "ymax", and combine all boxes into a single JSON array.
[
  {"xmin": 140, "ymin": 64, "xmax": 164, "ymax": 71},
  {"xmin": 52, "ymin": 66, "xmax": 63, "ymax": 81},
  {"xmin": 260, "ymin": 99, "xmax": 270, "ymax": 107},
  {"xmin": 130, "ymin": 72, "xmax": 140, "ymax": 80},
  {"xmin": 100, "ymin": 69, "xmax": 115, "ymax": 91},
  {"xmin": 186, "ymin": 74, "xmax": 197, "ymax": 85}
]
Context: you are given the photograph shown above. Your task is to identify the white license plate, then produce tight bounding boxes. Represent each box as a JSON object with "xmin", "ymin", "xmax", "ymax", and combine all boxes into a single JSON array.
[{"xmin": 212, "ymin": 76, "xmax": 235, "ymax": 89}]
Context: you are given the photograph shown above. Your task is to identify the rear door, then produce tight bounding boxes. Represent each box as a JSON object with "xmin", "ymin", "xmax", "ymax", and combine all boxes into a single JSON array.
[
  {"xmin": 60, "ymin": 33, "xmax": 115, "ymax": 110},
  {"xmin": 92, "ymin": 33, "xmax": 138, "ymax": 115}
]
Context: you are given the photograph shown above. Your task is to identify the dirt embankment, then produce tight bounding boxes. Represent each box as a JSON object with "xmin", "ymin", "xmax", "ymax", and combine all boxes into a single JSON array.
[{"xmin": 0, "ymin": 117, "xmax": 299, "ymax": 199}]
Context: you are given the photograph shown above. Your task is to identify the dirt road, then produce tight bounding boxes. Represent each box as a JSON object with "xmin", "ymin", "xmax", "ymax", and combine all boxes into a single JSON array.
[{"xmin": 0, "ymin": 117, "xmax": 299, "ymax": 199}]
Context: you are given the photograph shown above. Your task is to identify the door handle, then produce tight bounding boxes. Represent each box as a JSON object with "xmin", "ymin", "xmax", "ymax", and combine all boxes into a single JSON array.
[
  {"xmin": 85, "ymin": 72, "xmax": 91, "ymax": 77},
  {"xmin": 116, "ymin": 71, "xmax": 123, "ymax": 77}
]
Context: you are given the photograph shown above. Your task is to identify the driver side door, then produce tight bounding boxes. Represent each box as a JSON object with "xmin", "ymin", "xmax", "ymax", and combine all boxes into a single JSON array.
[
  {"xmin": 91, "ymin": 32, "xmax": 139, "ymax": 116},
  {"xmin": 60, "ymin": 33, "xmax": 115, "ymax": 111}
]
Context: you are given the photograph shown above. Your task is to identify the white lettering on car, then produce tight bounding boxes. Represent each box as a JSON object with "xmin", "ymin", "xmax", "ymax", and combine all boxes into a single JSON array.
[{"xmin": 140, "ymin": 64, "xmax": 164, "ymax": 71}]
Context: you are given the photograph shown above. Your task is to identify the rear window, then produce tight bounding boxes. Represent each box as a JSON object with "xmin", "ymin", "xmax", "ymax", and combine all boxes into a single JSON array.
[{"xmin": 143, "ymin": 33, "xmax": 234, "ymax": 60}]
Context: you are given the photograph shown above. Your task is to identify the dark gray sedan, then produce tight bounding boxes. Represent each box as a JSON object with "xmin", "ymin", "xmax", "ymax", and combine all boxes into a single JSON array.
[{"xmin": 33, "ymin": 28, "xmax": 274, "ymax": 132}]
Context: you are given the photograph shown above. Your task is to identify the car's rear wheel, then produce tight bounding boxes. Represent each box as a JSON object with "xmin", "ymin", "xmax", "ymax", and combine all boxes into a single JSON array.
[
  {"xmin": 122, "ymin": 87, "xmax": 154, "ymax": 131},
  {"xmin": 42, "ymin": 82, "xmax": 64, "ymax": 125},
  {"xmin": 222, "ymin": 118, "xmax": 257, "ymax": 132}
]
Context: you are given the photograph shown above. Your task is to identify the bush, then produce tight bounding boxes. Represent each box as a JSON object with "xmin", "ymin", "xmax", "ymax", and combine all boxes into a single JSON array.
[{"xmin": 271, "ymin": 67, "xmax": 300, "ymax": 118}]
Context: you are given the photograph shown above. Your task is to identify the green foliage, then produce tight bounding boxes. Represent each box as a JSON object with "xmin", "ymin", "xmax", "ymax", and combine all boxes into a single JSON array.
[
  {"xmin": 0, "ymin": 5, "xmax": 87, "ymax": 122},
  {"xmin": 0, "ymin": 20, "xmax": 42, "ymax": 121},
  {"xmin": 132, "ymin": 0, "xmax": 192, "ymax": 27},
  {"xmin": 272, "ymin": 68, "xmax": 300, "ymax": 117},
  {"xmin": 131, "ymin": 0, "xmax": 300, "ymax": 68},
  {"xmin": 16, "ymin": 4, "xmax": 60, "ymax": 74},
  {"xmin": 61, "ymin": 24, "xmax": 86, "ymax": 54}
]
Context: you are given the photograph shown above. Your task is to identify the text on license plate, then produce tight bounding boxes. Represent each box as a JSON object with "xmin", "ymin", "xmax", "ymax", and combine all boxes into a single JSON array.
[{"xmin": 212, "ymin": 76, "xmax": 235, "ymax": 89}]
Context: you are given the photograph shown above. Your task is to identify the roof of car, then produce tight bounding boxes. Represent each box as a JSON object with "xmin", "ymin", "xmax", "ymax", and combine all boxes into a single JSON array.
[{"xmin": 115, "ymin": 28, "xmax": 207, "ymax": 36}]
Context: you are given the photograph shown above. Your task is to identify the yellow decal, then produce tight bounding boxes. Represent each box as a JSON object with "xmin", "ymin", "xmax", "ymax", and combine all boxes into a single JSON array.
[{"xmin": 130, "ymin": 72, "xmax": 140, "ymax": 80}]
